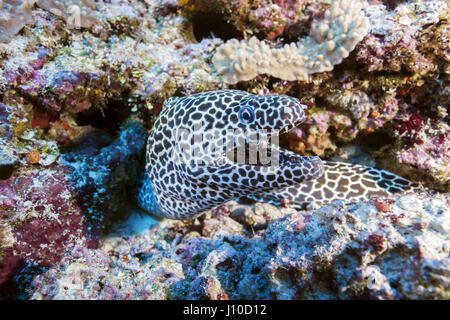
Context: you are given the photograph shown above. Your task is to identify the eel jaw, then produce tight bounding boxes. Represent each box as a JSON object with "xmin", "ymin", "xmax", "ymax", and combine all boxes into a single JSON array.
[{"xmin": 224, "ymin": 129, "xmax": 309, "ymax": 168}]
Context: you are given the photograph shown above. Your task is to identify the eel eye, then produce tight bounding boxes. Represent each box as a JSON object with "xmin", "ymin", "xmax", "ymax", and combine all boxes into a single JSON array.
[{"xmin": 238, "ymin": 105, "xmax": 255, "ymax": 124}]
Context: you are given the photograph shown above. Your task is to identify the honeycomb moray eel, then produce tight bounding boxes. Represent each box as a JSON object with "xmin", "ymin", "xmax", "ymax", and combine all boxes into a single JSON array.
[{"xmin": 138, "ymin": 90, "xmax": 415, "ymax": 219}]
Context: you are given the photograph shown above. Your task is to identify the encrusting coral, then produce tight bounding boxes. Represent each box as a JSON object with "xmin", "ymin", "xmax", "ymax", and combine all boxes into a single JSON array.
[{"xmin": 212, "ymin": 0, "xmax": 371, "ymax": 84}]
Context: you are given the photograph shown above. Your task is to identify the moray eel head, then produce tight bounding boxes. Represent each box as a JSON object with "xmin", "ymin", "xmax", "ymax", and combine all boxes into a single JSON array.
[{"xmin": 138, "ymin": 90, "xmax": 324, "ymax": 219}]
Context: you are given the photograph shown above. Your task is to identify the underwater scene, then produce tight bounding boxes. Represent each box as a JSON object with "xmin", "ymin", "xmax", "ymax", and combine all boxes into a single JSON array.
[{"xmin": 0, "ymin": 0, "xmax": 449, "ymax": 300}]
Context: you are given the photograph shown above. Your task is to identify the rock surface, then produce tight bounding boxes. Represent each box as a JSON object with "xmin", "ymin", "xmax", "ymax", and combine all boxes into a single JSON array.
[{"xmin": 30, "ymin": 194, "xmax": 449, "ymax": 300}]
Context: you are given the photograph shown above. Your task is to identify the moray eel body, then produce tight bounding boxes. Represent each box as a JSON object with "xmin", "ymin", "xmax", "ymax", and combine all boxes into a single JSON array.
[{"xmin": 138, "ymin": 90, "xmax": 414, "ymax": 219}]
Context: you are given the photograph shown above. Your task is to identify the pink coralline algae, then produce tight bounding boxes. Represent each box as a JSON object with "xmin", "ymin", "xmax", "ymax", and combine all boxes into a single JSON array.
[
  {"xmin": 392, "ymin": 115, "xmax": 449, "ymax": 189},
  {"xmin": 248, "ymin": 4, "xmax": 288, "ymax": 40},
  {"xmin": 291, "ymin": 109, "xmax": 356, "ymax": 157},
  {"xmin": 0, "ymin": 122, "xmax": 146, "ymax": 298},
  {"xmin": 0, "ymin": 166, "xmax": 90, "ymax": 299},
  {"xmin": 42, "ymin": 71, "xmax": 103, "ymax": 112},
  {"xmin": 1, "ymin": 167, "xmax": 89, "ymax": 261}
]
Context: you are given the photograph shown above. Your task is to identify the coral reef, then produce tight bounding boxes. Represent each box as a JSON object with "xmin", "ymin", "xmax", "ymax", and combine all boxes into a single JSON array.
[
  {"xmin": 0, "ymin": 0, "xmax": 448, "ymax": 300},
  {"xmin": 30, "ymin": 194, "xmax": 450, "ymax": 299},
  {"xmin": 60, "ymin": 121, "xmax": 147, "ymax": 230},
  {"xmin": 0, "ymin": 121, "xmax": 146, "ymax": 298},
  {"xmin": 326, "ymin": 90, "xmax": 375, "ymax": 120},
  {"xmin": 212, "ymin": 0, "xmax": 370, "ymax": 83},
  {"xmin": 0, "ymin": 0, "xmax": 98, "ymax": 43},
  {"xmin": 36, "ymin": 0, "xmax": 97, "ymax": 29},
  {"xmin": 0, "ymin": 0, "xmax": 35, "ymax": 43},
  {"xmin": 386, "ymin": 108, "xmax": 449, "ymax": 190},
  {"xmin": 0, "ymin": 146, "xmax": 19, "ymax": 179}
]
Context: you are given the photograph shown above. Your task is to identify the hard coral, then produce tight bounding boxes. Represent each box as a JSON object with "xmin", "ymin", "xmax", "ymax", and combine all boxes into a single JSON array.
[
  {"xmin": 212, "ymin": 0, "xmax": 370, "ymax": 84},
  {"xmin": 326, "ymin": 90, "xmax": 375, "ymax": 120}
]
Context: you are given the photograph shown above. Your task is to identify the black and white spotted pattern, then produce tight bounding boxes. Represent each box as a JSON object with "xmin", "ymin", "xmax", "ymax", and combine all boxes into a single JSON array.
[
  {"xmin": 137, "ymin": 90, "xmax": 415, "ymax": 219},
  {"xmin": 256, "ymin": 161, "xmax": 415, "ymax": 208}
]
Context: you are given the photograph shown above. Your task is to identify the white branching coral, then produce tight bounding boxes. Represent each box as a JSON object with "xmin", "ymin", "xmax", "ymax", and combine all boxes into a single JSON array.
[
  {"xmin": 212, "ymin": 0, "xmax": 371, "ymax": 84},
  {"xmin": 0, "ymin": 0, "xmax": 97, "ymax": 43}
]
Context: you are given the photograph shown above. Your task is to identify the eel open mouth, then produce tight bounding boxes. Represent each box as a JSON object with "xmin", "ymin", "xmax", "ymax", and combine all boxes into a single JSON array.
[{"xmin": 224, "ymin": 126, "xmax": 309, "ymax": 168}]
